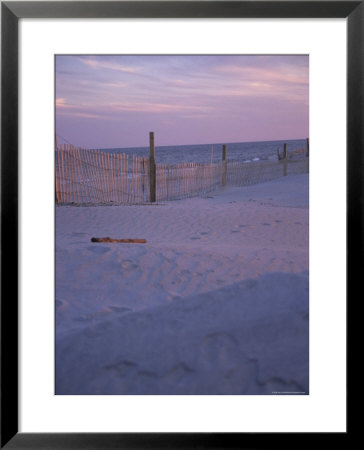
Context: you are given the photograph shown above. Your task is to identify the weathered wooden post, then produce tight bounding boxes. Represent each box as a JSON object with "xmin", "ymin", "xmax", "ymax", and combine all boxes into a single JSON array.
[
  {"xmin": 283, "ymin": 143, "xmax": 288, "ymax": 176},
  {"xmin": 222, "ymin": 144, "xmax": 227, "ymax": 186},
  {"xmin": 149, "ymin": 132, "xmax": 156, "ymax": 202},
  {"xmin": 306, "ymin": 137, "xmax": 309, "ymax": 173}
]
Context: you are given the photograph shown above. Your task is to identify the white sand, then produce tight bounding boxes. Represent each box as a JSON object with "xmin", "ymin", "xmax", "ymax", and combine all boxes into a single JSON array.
[{"xmin": 56, "ymin": 174, "xmax": 309, "ymax": 395}]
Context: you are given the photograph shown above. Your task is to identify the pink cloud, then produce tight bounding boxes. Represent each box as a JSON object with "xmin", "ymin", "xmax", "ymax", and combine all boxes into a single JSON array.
[
  {"xmin": 56, "ymin": 98, "xmax": 76, "ymax": 109},
  {"xmin": 215, "ymin": 65, "xmax": 308, "ymax": 85},
  {"xmin": 108, "ymin": 102, "xmax": 208, "ymax": 114},
  {"xmin": 63, "ymin": 112, "xmax": 102, "ymax": 119},
  {"xmin": 78, "ymin": 57, "xmax": 139, "ymax": 74}
]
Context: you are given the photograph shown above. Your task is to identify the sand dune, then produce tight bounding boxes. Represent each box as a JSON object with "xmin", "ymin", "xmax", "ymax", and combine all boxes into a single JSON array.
[{"xmin": 56, "ymin": 174, "xmax": 309, "ymax": 395}]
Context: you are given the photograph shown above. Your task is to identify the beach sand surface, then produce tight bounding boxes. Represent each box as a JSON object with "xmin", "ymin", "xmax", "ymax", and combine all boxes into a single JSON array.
[{"xmin": 56, "ymin": 174, "xmax": 309, "ymax": 395}]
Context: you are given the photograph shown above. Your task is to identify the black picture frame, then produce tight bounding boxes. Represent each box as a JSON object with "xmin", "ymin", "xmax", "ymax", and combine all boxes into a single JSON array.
[{"xmin": 1, "ymin": 1, "xmax": 358, "ymax": 448}]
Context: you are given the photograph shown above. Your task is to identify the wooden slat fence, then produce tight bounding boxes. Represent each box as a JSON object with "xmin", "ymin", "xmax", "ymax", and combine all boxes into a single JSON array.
[
  {"xmin": 156, "ymin": 161, "xmax": 223, "ymax": 201},
  {"xmin": 226, "ymin": 153, "xmax": 308, "ymax": 187},
  {"xmin": 56, "ymin": 145, "xmax": 149, "ymax": 204},
  {"xmin": 55, "ymin": 144, "xmax": 308, "ymax": 205}
]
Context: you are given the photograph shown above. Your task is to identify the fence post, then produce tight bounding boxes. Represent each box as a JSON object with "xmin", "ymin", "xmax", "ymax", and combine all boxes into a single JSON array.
[
  {"xmin": 222, "ymin": 144, "xmax": 227, "ymax": 186},
  {"xmin": 306, "ymin": 137, "xmax": 309, "ymax": 173},
  {"xmin": 149, "ymin": 132, "xmax": 156, "ymax": 202},
  {"xmin": 283, "ymin": 143, "xmax": 288, "ymax": 176}
]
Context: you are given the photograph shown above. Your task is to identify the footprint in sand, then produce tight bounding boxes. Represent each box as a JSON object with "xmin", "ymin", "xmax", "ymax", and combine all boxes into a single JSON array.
[
  {"xmin": 104, "ymin": 360, "xmax": 138, "ymax": 378},
  {"xmin": 73, "ymin": 316, "xmax": 92, "ymax": 323},
  {"xmin": 200, "ymin": 231, "xmax": 209, "ymax": 235},
  {"xmin": 199, "ymin": 332, "xmax": 239, "ymax": 367},
  {"xmin": 262, "ymin": 223, "xmax": 271, "ymax": 226},
  {"xmin": 87, "ymin": 245, "xmax": 111, "ymax": 255},
  {"xmin": 109, "ymin": 306, "xmax": 132, "ymax": 314},
  {"xmin": 190, "ymin": 236, "xmax": 201, "ymax": 240},
  {"xmin": 74, "ymin": 308, "xmax": 111, "ymax": 322},
  {"xmin": 56, "ymin": 299, "xmax": 67, "ymax": 311},
  {"xmin": 164, "ymin": 362, "xmax": 195, "ymax": 383},
  {"xmin": 121, "ymin": 260, "xmax": 138, "ymax": 270}
]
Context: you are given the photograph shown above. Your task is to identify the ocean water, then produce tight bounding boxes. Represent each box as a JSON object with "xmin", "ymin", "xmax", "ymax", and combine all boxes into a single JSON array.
[{"xmin": 100, "ymin": 138, "xmax": 308, "ymax": 165}]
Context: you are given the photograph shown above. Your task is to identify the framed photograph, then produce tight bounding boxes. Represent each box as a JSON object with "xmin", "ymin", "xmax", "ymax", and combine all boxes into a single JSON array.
[{"xmin": 2, "ymin": 1, "xmax": 357, "ymax": 447}]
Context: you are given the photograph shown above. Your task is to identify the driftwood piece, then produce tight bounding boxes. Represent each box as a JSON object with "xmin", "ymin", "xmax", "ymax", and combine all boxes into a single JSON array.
[{"xmin": 91, "ymin": 237, "xmax": 147, "ymax": 243}]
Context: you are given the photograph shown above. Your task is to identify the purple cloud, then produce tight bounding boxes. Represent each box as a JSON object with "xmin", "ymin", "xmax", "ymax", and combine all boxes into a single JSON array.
[{"xmin": 56, "ymin": 55, "xmax": 309, "ymax": 148}]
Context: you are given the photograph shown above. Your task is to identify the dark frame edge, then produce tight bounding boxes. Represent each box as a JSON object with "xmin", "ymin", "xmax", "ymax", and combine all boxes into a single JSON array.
[
  {"xmin": 3, "ymin": 1, "xmax": 362, "ymax": 18},
  {"xmin": 347, "ymin": 0, "xmax": 363, "ymax": 440},
  {"xmin": 1, "ymin": 1, "xmax": 358, "ymax": 448},
  {"xmin": 1, "ymin": 2, "xmax": 19, "ymax": 449}
]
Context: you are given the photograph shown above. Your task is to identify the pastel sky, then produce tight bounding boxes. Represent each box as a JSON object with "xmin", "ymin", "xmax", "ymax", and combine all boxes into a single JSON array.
[{"xmin": 56, "ymin": 55, "xmax": 309, "ymax": 148}]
